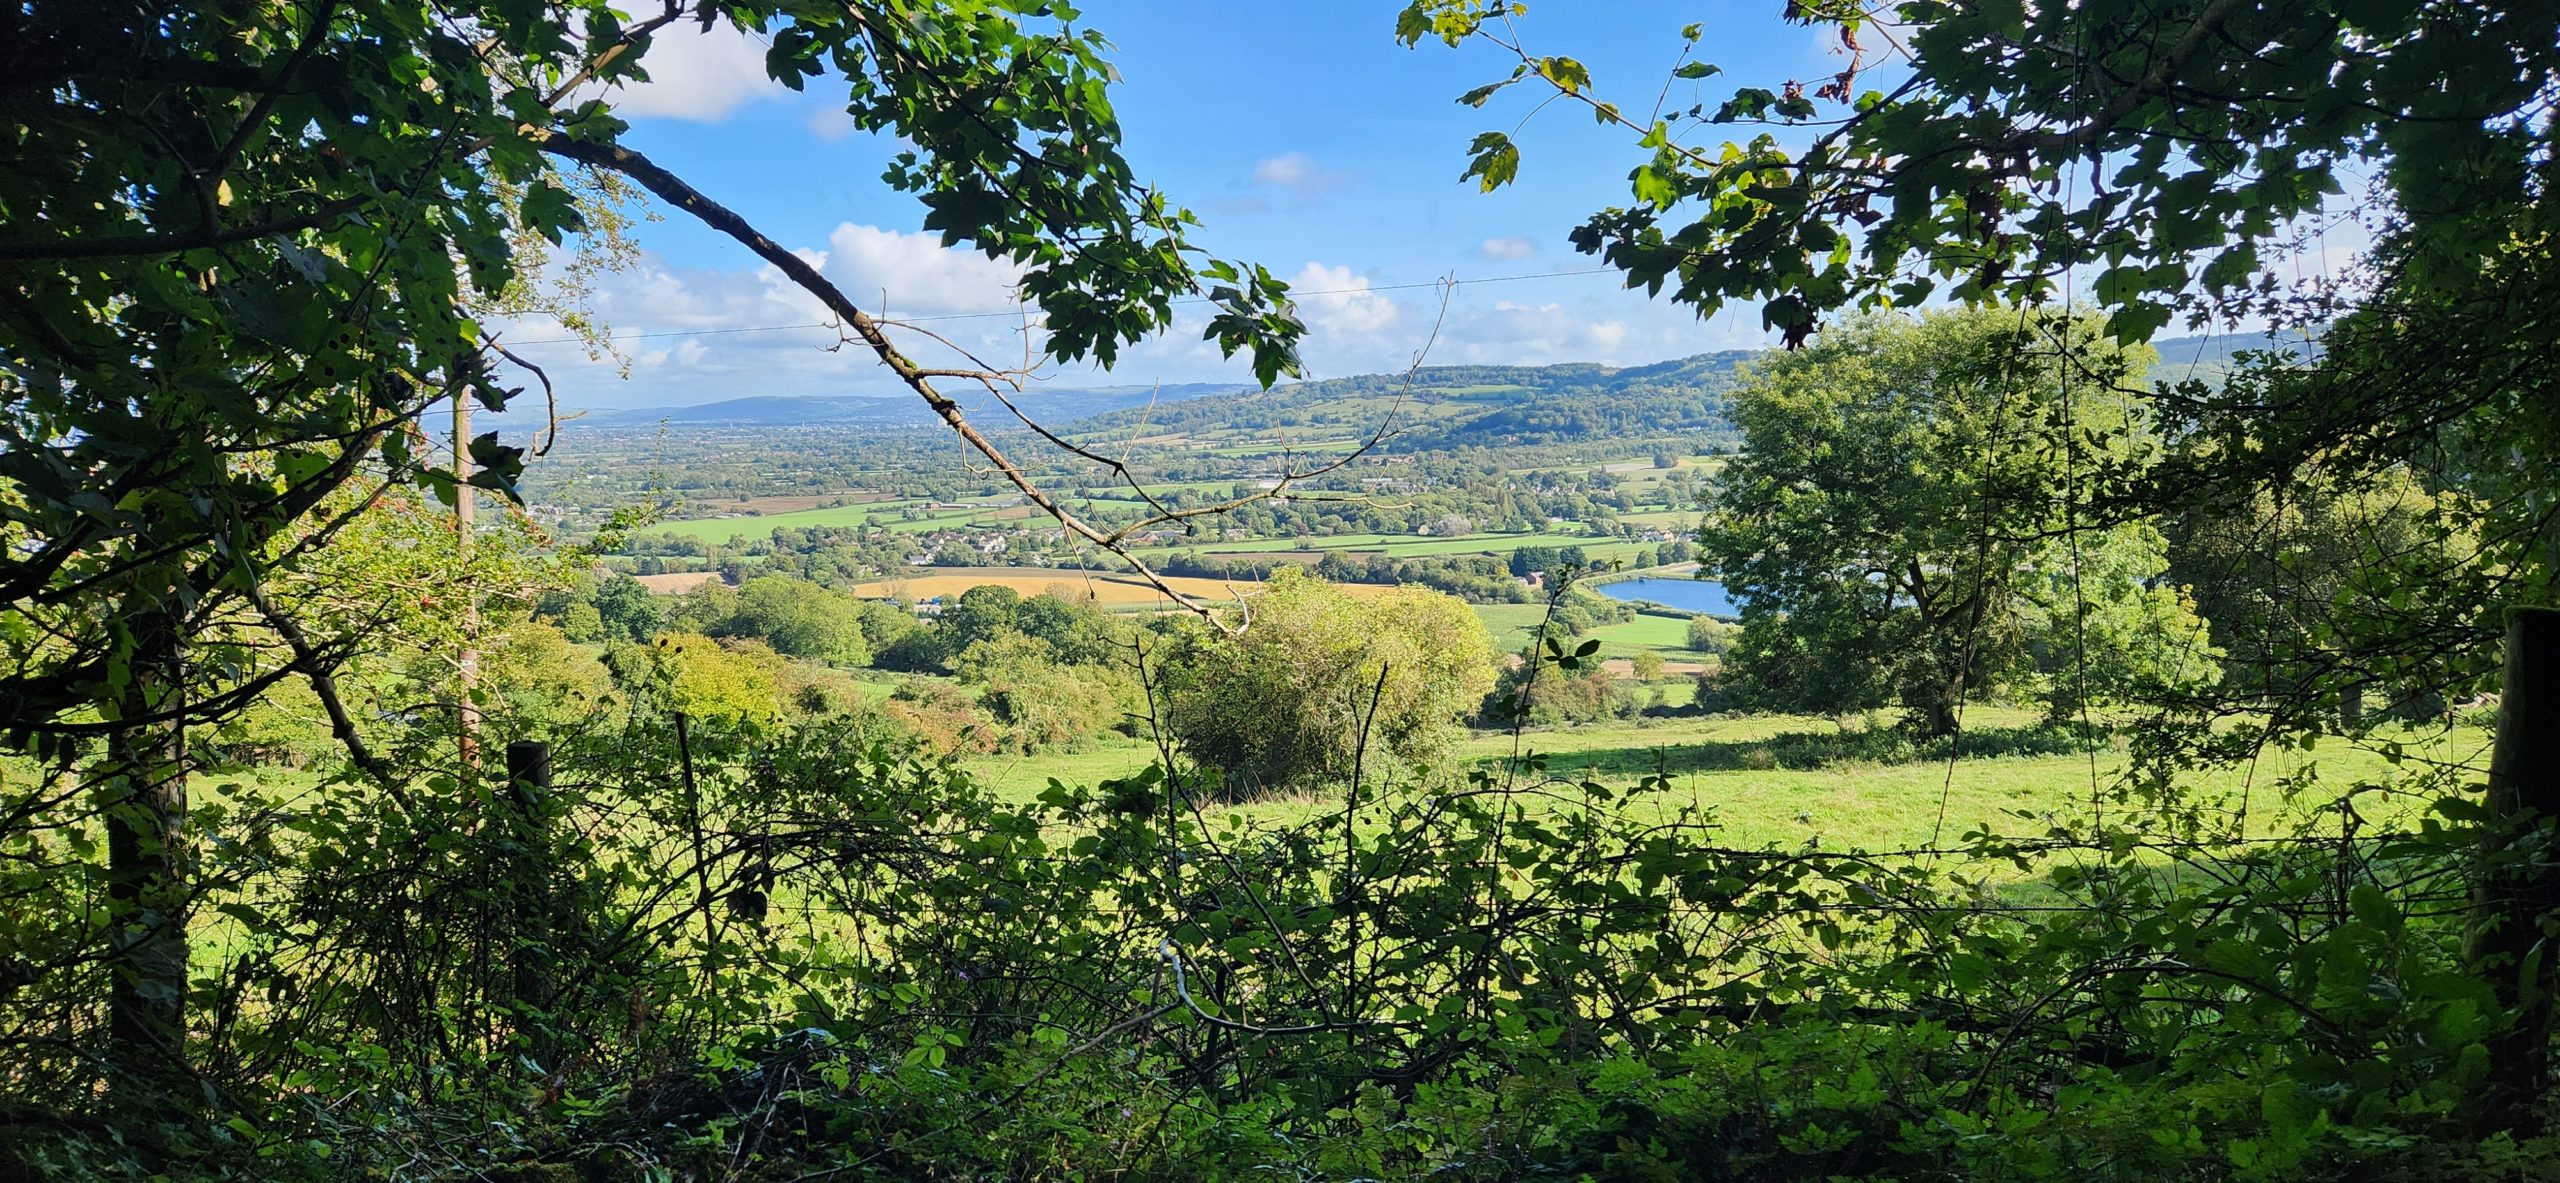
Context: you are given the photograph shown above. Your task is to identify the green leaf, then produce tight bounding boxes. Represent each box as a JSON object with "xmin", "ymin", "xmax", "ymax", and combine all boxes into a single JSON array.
[
  {"xmin": 2348, "ymin": 883, "xmax": 2400, "ymax": 936},
  {"xmin": 1537, "ymin": 56, "xmax": 1591, "ymax": 95},
  {"xmin": 1460, "ymin": 131, "xmax": 1521, "ymax": 191}
]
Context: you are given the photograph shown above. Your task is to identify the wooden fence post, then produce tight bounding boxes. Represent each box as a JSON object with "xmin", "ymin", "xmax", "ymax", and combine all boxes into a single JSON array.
[{"xmin": 2471, "ymin": 607, "xmax": 2560, "ymax": 1133}]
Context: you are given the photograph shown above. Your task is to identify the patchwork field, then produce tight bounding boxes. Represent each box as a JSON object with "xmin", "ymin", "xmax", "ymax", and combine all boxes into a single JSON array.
[{"xmin": 850, "ymin": 567, "xmax": 1394, "ymax": 605}]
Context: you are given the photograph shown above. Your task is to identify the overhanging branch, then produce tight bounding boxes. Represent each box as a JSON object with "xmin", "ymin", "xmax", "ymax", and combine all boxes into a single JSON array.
[{"xmin": 538, "ymin": 132, "xmax": 1246, "ymax": 623}]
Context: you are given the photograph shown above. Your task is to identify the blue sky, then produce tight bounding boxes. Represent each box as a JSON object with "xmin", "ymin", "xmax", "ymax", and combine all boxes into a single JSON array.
[{"xmin": 499, "ymin": 3, "xmax": 1868, "ymax": 411}]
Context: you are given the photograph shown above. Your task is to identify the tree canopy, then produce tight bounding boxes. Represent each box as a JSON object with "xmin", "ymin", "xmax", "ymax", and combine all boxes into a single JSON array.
[
  {"xmin": 1700, "ymin": 308, "xmax": 2216, "ymax": 732},
  {"xmin": 1400, "ymin": 0, "xmax": 2558, "ymax": 343},
  {"xmin": 1404, "ymin": 0, "xmax": 2560, "ymax": 734}
]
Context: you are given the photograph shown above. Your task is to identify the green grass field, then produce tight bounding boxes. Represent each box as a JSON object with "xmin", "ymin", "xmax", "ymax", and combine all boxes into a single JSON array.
[
  {"xmin": 640, "ymin": 500, "xmax": 913, "ymax": 542},
  {"xmin": 1473, "ymin": 603, "xmax": 1551, "ymax": 654},
  {"xmin": 1475, "ymin": 601, "xmax": 1700, "ymax": 664},
  {"xmin": 960, "ymin": 708, "xmax": 2488, "ymax": 856},
  {"xmin": 1583, "ymin": 612, "xmax": 1697, "ymax": 663},
  {"xmin": 1139, "ymin": 529, "xmax": 1623, "ymax": 561}
]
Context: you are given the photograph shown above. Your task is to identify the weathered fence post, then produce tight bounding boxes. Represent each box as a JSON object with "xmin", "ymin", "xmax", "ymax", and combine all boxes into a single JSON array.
[
  {"xmin": 2470, "ymin": 607, "xmax": 2560, "ymax": 1133},
  {"xmin": 505, "ymin": 741, "xmax": 553, "ymax": 1022}
]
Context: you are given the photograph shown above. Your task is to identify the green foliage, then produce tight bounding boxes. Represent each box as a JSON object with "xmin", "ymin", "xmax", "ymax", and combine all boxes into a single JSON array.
[
  {"xmin": 20, "ymin": 706, "xmax": 2525, "ymax": 1182},
  {"xmin": 485, "ymin": 620, "xmax": 619, "ymax": 730},
  {"xmin": 540, "ymin": 571, "xmax": 665, "ymax": 644},
  {"xmin": 591, "ymin": 573, "xmax": 666, "ymax": 644},
  {"xmin": 880, "ymin": 677, "xmax": 1000, "ymax": 756},
  {"xmin": 605, "ymin": 633, "xmax": 789, "ymax": 727},
  {"xmin": 954, "ymin": 632, "xmax": 1138, "ymax": 753},
  {"xmin": 1164, "ymin": 570, "xmax": 1497, "ymax": 793},
  {"xmin": 1507, "ymin": 544, "xmax": 1590, "ymax": 579},
  {"xmin": 1700, "ymin": 309, "xmax": 2217, "ymax": 732},
  {"xmin": 1687, "ymin": 614, "xmax": 1737, "ymax": 655},
  {"xmin": 1488, "ymin": 640, "xmax": 1635, "ymax": 725},
  {"xmin": 1402, "ymin": 0, "xmax": 2559, "ymax": 344},
  {"xmin": 719, "ymin": 574, "xmax": 871, "ymax": 665},
  {"xmin": 939, "ymin": 584, "xmax": 1026, "ymax": 659}
]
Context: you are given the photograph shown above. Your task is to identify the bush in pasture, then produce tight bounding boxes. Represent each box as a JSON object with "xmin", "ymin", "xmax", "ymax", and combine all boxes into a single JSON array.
[
  {"xmin": 1687, "ymin": 614, "xmax": 1737, "ymax": 655},
  {"xmin": 1163, "ymin": 569, "xmax": 1496, "ymax": 793}
]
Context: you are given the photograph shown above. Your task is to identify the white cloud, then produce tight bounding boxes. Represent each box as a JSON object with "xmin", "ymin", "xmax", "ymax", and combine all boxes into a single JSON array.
[
  {"xmin": 805, "ymin": 105, "xmax": 857, "ymax": 141},
  {"xmin": 1290, "ymin": 263, "xmax": 1403, "ymax": 337},
  {"xmin": 1252, "ymin": 153, "xmax": 1316, "ymax": 187},
  {"xmin": 1248, "ymin": 152, "xmax": 1355, "ymax": 198},
  {"xmin": 485, "ymin": 238, "xmax": 1775, "ymax": 413},
  {"xmin": 814, "ymin": 223, "xmax": 1027, "ymax": 317},
  {"xmin": 1478, "ymin": 235, "xmax": 1538, "ymax": 260},
  {"xmin": 483, "ymin": 225, "xmax": 1043, "ymax": 409},
  {"xmin": 604, "ymin": 23, "xmax": 786, "ymax": 122}
]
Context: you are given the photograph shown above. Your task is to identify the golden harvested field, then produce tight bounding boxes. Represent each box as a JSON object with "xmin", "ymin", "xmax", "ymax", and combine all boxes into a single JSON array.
[
  {"xmin": 633, "ymin": 571, "xmax": 725, "ymax": 594},
  {"xmin": 852, "ymin": 567, "xmax": 1391, "ymax": 605}
]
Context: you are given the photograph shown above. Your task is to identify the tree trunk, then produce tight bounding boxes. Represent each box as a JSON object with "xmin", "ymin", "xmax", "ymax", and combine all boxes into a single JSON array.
[
  {"xmin": 2469, "ymin": 607, "xmax": 2560, "ymax": 1135},
  {"xmin": 1916, "ymin": 659, "xmax": 1966, "ymax": 737},
  {"xmin": 104, "ymin": 607, "xmax": 189, "ymax": 1108},
  {"xmin": 455, "ymin": 394, "xmax": 480, "ymax": 770}
]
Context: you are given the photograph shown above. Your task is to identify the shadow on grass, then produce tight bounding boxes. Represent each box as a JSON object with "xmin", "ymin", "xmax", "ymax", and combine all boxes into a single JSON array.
[{"xmin": 1490, "ymin": 721, "xmax": 2108, "ymax": 779}]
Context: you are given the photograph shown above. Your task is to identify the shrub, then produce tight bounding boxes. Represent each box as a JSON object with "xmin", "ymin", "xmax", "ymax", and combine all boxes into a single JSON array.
[{"xmin": 1163, "ymin": 570, "xmax": 1496, "ymax": 793}]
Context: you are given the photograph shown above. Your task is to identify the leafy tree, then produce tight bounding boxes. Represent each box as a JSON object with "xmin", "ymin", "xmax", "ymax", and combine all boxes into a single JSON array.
[
  {"xmin": 1404, "ymin": 0, "xmax": 2558, "ymax": 725},
  {"xmin": 1699, "ymin": 310, "xmax": 2215, "ymax": 734},
  {"xmin": 1012, "ymin": 591, "xmax": 1119, "ymax": 666},
  {"xmin": 1485, "ymin": 636, "xmax": 1633, "ymax": 726},
  {"xmin": 1686, "ymin": 615, "xmax": 1736, "ymax": 656},
  {"xmin": 954, "ymin": 632, "xmax": 1136, "ymax": 753},
  {"xmin": 669, "ymin": 579, "xmax": 743, "ymax": 635},
  {"xmin": 2166, "ymin": 464, "xmax": 2477, "ymax": 725},
  {"xmin": 1165, "ymin": 571, "xmax": 1496, "ymax": 794},
  {"xmin": 592, "ymin": 573, "xmax": 665, "ymax": 645},
  {"xmin": 854, "ymin": 599, "xmax": 926, "ymax": 660},
  {"xmin": 555, "ymin": 600, "xmax": 609, "ymax": 645},
  {"xmin": 605, "ymin": 633, "xmax": 789, "ymax": 728},
  {"xmin": 1402, "ymin": 0, "xmax": 2557, "ymax": 344},
  {"xmin": 940, "ymin": 585, "xmax": 1026, "ymax": 660},
  {"xmin": 722, "ymin": 575, "xmax": 870, "ymax": 666},
  {"xmin": 484, "ymin": 620, "xmax": 618, "ymax": 730}
]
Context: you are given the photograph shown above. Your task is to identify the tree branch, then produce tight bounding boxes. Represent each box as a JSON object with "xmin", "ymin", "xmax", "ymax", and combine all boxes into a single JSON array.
[{"xmin": 537, "ymin": 132, "xmax": 1240, "ymax": 622}]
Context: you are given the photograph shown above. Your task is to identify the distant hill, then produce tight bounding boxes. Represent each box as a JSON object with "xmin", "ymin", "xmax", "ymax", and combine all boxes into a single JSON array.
[
  {"xmin": 1063, "ymin": 351, "xmax": 1756, "ymax": 451},
  {"xmin": 1058, "ymin": 332, "xmax": 2312, "ymax": 450},
  {"xmin": 2151, "ymin": 327, "xmax": 2323, "ymax": 387},
  {"xmin": 598, "ymin": 328, "xmax": 2313, "ymax": 440},
  {"xmin": 596, "ymin": 382, "xmax": 1247, "ymax": 428}
]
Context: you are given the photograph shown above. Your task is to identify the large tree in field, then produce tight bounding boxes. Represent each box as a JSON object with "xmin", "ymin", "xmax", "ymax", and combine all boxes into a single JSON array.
[
  {"xmin": 1, "ymin": 0, "xmax": 1304, "ymax": 1116},
  {"xmin": 1701, "ymin": 309, "xmax": 2214, "ymax": 734}
]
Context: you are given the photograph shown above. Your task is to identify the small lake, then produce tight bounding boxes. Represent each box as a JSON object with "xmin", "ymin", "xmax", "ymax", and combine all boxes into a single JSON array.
[{"xmin": 1595, "ymin": 576, "xmax": 1737, "ymax": 618}]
